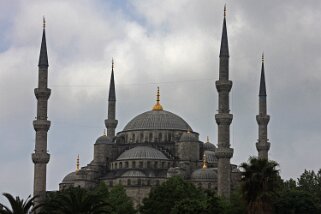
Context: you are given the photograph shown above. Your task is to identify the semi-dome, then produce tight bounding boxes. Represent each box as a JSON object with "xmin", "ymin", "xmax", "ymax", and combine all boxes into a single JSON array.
[
  {"xmin": 95, "ymin": 134, "xmax": 113, "ymax": 144},
  {"xmin": 123, "ymin": 110, "xmax": 191, "ymax": 131},
  {"xmin": 121, "ymin": 170, "xmax": 146, "ymax": 177},
  {"xmin": 117, "ymin": 146, "xmax": 168, "ymax": 160},
  {"xmin": 179, "ymin": 131, "xmax": 198, "ymax": 142},
  {"xmin": 62, "ymin": 171, "xmax": 77, "ymax": 183},
  {"xmin": 191, "ymin": 168, "xmax": 217, "ymax": 180}
]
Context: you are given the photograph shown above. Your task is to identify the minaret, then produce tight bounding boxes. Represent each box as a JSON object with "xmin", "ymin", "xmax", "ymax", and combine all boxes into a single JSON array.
[
  {"xmin": 256, "ymin": 54, "xmax": 270, "ymax": 159},
  {"xmin": 215, "ymin": 5, "xmax": 234, "ymax": 199},
  {"xmin": 105, "ymin": 59, "xmax": 118, "ymax": 137},
  {"xmin": 32, "ymin": 18, "xmax": 51, "ymax": 207}
]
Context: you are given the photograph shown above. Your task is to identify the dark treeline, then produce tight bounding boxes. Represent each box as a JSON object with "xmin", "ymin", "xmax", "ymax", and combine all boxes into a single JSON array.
[{"xmin": 1, "ymin": 157, "xmax": 321, "ymax": 214}]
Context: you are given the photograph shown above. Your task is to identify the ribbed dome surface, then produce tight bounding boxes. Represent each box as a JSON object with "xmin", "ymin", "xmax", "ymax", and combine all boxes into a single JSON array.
[
  {"xmin": 95, "ymin": 135, "xmax": 113, "ymax": 144},
  {"xmin": 121, "ymin": 170, "xmax": 146, "ymax": 177},
  {"xmin": 62, "ymin": 172, "xmax": 77, "ymax": 183},
  {"xmin": 204, "ymin": 151, "xmax": 217, "ymax": 163},
  {"xmin": 203, "ymin": 142, "xmax": 216, "ymax": 152},
  {"xmin": 123, "ymin": 110, "xmax": 191, "ymax": 131},
  {"xmin": 117, "ymin": 146, "xmax": 168, "ymax": 160},
  {"xmin": 191, "ymin": 168, "xmax": 217, "ymax": 180}
]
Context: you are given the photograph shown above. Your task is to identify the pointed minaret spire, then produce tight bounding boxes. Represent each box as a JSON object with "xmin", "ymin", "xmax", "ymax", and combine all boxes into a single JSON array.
[
  {"xmin": 108, "ymin": 58, "xmax": 116, "ymax": 101},
  {"xmin": 32, "ymin": 18, "xmax": 51, "ymax": 210},
  {"xmin": 219, "ymin": 5, "xmax": 229, "ymax": 59},
  {"xmin": 105, "ymin": 59, "xmax": 118, "ymax": 137},
  {"xmin": 259, "ymin": 53, "xmax": 267, "ymax": 96},
  {"xmin": 215, "ymin": 5, "xmax": 234, "ymax": 200},
  {"xmin": 38, "ymin": 17, "xmax": 48, "ymax": 67},
  {"xmin": 256, "ymin": 53, "xmax": 270, "ymax": 159}
]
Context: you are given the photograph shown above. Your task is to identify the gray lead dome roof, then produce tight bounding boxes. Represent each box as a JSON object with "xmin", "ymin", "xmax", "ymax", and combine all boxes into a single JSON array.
[
  {"xmin": 123, "ymin": 110, "xmax": 191, "ymax": 131},
  {"xmin": 117, "ymin": 146, "xmax": 168, "ymax": 160}
]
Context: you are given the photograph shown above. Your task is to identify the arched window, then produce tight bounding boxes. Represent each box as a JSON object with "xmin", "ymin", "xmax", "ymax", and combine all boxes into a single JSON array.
[
  {"xmin": 149, "ymin": 133, "xmax": 153, "ymax": 142},
  {"xmin": 125, "ymin": 162, "xmax": 129, "ymax": 168},
  {"xmin": 138, "ymin": 179, "xmax": 141, "ymax": 186},
  {"xmin": 139, "ymin": 161, "xmax": 143, "ymax": 168},
  {"xmin": 119, "ymin": 162, "xmax": 123, "ymax": 168},
  {"xmin": 127, "ymin": 179, "xmax": 131, "ymax": 186},
  {"xmin": 140, "ymin": 133, "xmax": 144, "ymax": 141},
  {"xmin": 132, "ymin": 161, "xmax": 136, "ymax": 168},
  {"xmin": 159, "ymin": 133, "xmax": 162, "ymax": 142},
  {"xmin": 154, "ymin": 161, "xmax": 158, "ymax": 169}
]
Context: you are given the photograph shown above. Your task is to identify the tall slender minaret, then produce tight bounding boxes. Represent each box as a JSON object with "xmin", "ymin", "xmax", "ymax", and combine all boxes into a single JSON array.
[
  {"xmin": 256, "ymin": 54, "xmax": 270, "ymax": 159},
  {"xmin": 32, "ymin": 18, "xmax": 51, "ymax": 207},
  {"xmin": 215, "ymin": 5, "xmax": 234, "ymax": 199},
  {"xmin": 105, "ymin": 59, "xmax": 118, "ymax": 137}
]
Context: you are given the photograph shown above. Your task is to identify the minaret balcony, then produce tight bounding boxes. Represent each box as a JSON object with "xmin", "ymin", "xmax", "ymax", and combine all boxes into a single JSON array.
[
  {"xmin": 32, "ymin": 152, "xmax": 50, "ymax": 164},
  {"xmin": 256, "ymin": 142, "xmax": 270, "ymax": 151},
  {"xmin": 33, "ymin": 120, "xmax": 51, "ymax": 131},
  {"xmin": 215, "ymin": 80, "xmax": 232, "ymax": 92},
  {"xmin": 215, "ymin": 113, "xmax": 233, "ymax": 125},
  {"xmin": 105, "ymin": 119, "xmax": 118, "ymax": 129},
  {"xmin": 256, "ymin": 115, "xmax": 270, "ymax": 125},
  {"xmin": 215, "ymin": 147, "xmax": 233, "ymax": 159},
  {"xmin": 34, "ymin": 88, "xmax": 51, "ymax": 99}
]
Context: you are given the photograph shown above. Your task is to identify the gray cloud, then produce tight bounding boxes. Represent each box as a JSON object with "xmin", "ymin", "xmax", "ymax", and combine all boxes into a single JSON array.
[{"xmin": 1, "ymin": 0, "xmax": 321, "ymax": 205}]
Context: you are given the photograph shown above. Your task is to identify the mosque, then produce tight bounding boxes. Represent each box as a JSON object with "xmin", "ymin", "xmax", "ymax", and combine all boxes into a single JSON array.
[{"xmin": 32, "ymin": 7, "xmax": 271, "ymax": 207}]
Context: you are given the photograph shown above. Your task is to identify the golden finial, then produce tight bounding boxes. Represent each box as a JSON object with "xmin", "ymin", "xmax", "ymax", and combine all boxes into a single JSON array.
[
  {"xmin": 112, "ymin": 58, "xmax": 114, "ymax": 70},
  {"xmin": 262, "ymin": 52, "xmax": 264, "ymax": 63},
  {"xmin": 43, "ymin": 16, "xmax": 46, "ymax": 29},
  {"xmin": 202, "ymin": 154, "xmax": 208, "ymax": 169},
  {"xmin": 76, "ymin": 154, "xmax": 80, "ymax": 172},
  {"xmin": 224, "ymin": 4, "xmax": 227, "ymax": 18},
  {"xmin": 152, "ymin": 87, "xmax": 163, "ymax": 111}
]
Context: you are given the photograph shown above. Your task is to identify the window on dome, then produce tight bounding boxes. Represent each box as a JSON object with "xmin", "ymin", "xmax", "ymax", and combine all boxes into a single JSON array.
[{"xmin": 132, "ymin": 161, "xmax": 136, "ymax": 168}]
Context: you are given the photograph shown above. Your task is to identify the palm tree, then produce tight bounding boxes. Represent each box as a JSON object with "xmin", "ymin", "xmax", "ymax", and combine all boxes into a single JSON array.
[
  {"xmin": 0, "ymin": 193, "xmax": 36, "ymax": 214},
  {"xmin": 239, "ymin": 157, "xmax": 280, "ymax": 214},
  {"xmin": 40, "ymin": 187, "xmax": 111, "ymax": 214}
]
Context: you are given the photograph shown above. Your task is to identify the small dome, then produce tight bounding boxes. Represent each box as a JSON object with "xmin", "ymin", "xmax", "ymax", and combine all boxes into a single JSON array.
[
  {"xmin": 62, "ymin": 171, "xmax": 77, "ymax": 183},
  {"xmin": 191, "ymin": 168, "xmax": 217, "ymax": 180},
  {"xmin": 203, "ymin": 141, "xmax": 216, "ymax": 152},
  {"xmin": 179, "ymin": 131, "xmax": 198, "ymax": 142},
  {"xmin": 95, "ymin": 135, "xmax": 113, "ymax": 144},
  {"xmin": 204, "ymin": 151, "xmax": 217, "ymax": 163},
  {"xmin": 117, "ymin": 146, "xmax": 168, "ymax": 160},
  {"xmin": 123, "ymin": 110, "xmax": 191, "ymax": 131},
  {"xmin": 121, "ymin": 170, "xmax": 146, "ymax": 178}
]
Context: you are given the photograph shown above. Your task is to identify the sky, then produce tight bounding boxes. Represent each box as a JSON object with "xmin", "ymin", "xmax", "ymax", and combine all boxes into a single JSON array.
[{"xmin": 1, "ymin": 0, "xmax": 321, "ymax": 203}]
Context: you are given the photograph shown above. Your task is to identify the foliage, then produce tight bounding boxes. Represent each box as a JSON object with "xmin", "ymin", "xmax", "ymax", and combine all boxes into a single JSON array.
[
  {"xmin": 39, "ymin": 187, "xmax": 110, "ymax": 214},
  {"xmin": 140, "ymin": 176, "xmax": 225, "ymax": 214},
  {"xmin": 0, "ymin": 193, "xmax": 36, "ymax": 214},
  {"xmin": 273, "ymin": 189, "xmax": 321, "ymax": 214},
  {"xmin": 108, "ymin": 185, "xmax": 136, "ymax": 214},
  {"xmin": 239, "ymin": 157, "xmax": 280, "ymax": 214}
]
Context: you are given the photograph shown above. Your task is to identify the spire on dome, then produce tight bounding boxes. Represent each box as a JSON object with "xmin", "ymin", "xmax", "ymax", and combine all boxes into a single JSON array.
[
  {"xmin": 108, "ymin": 58, "xmax": 116, "ymax": 101},
  {"xmin": 152, "ymin": 87, "xmax": 163, "ymax": 111},
  {"xmin": 259, "ymin": 53, "xmax": 267, "ymax": 96},
  {"xmin": 76, "ymin": 154, "xmax": 80, "ymax": 172},
  {"xmin": 219, "ymin": 5, "xmax": 229, "ymax": 57},
  {"xmin": 202, "ymin": 154, "xmax": 208, "ymax": 169},
  {"xmin": 38, "ymin": 17, "xmax": 49, "ymax": 67}
]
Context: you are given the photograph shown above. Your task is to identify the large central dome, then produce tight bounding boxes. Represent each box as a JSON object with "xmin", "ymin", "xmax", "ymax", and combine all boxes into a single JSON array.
[{"xmin": 123, "ymin": 110, "xmax": 191, "ymax": 131}]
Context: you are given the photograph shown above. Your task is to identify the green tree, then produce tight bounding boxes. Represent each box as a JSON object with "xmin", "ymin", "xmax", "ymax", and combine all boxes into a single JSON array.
[
  {"xmin": 108, "ymin": 185, "xmax": 136, "ymax": 214},
  {"xmin": 140, "ymin": 177, "xmax": 202, "ymax": 214},
  {"xmin": 273, "ymin": 189, "xmax": 321, "ymax": 214},
  {"xmin": 0, "ymin": 193, "xmax": 36, "ymax": 214},
  {"xmin": 239, "ymin": 157, "xmax": 280, "ymax": 214},
  {"xmin": 40, "ymin": 187, "xmax": 110, "ymax": 214}
]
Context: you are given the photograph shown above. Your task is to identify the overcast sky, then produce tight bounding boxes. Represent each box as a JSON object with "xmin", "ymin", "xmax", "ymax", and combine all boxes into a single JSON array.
[{"xmin": 1, "ymin": 0, "xmax": 321, "ymax": 203}]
